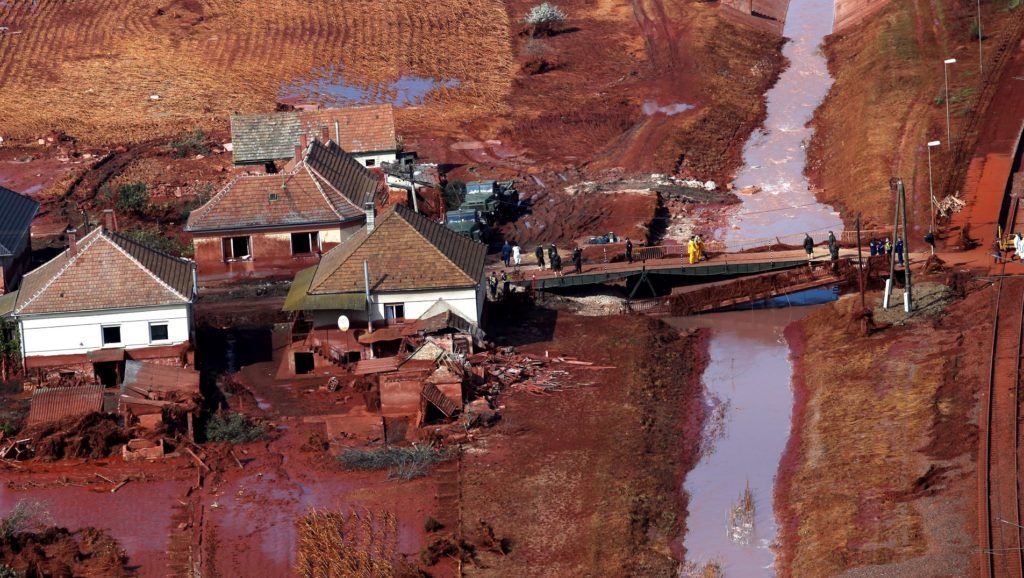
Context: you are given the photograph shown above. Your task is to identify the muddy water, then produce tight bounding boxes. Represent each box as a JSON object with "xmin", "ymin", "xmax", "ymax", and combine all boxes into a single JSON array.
[
  {"xmin": 669, "ymin": 299, "xmax": 829, "ymax": 575},
  {"xmin": 723, "ymin": 0, "xmax": 842, "ymax": 248}
]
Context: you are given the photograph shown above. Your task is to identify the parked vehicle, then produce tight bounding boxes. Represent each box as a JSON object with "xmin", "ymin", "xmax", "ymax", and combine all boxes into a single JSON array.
[{"xmin": 445, "ymin": 208, "xmax": 485, "ymax": 241}]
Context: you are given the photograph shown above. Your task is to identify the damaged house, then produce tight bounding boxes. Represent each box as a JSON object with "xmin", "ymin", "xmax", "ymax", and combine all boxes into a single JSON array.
[
  {"xmin": 230, "ymin": 104, "xmax": 403, "ymax": 169},
  {"xmin": 185, "ymin": 136, "xmax": 385, "ymax": 284},
  {"xmin": 283, "ymin": 204, "xmax": 486, "ymax": 375},
  {"xmin": 0, "ymin": 211, "xmax": 197, "ymax": 386},
  {"xmin": 0, "ymin": 186, "xmax": 40, "ymax": 294}
]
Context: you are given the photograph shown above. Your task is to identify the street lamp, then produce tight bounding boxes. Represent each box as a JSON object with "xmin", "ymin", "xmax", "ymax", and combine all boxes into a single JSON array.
[
  {"xmin": 944, "ymin": 58, "xmax": 956, "ymax": 149},
  {"xmin": 927, "ymin": 140, "xmax": 941, "ymax": 232}
]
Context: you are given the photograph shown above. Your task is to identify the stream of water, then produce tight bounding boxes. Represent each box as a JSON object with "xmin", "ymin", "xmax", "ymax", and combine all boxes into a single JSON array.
[
  {"xmin": 723, "ymin": 0, "xmax": 843, "ymax": 249},
  {"xmin": 677, "ymin": 1, "xmax": 845, "ymax": 574}
]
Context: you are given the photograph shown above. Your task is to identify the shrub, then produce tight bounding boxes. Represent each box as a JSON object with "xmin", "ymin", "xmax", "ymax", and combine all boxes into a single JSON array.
[
  {"xmin": 338, "ymin": 444, "xmax": 450, "ymax": 480},
  {"xmin": 442, "ymin": 180, "xmax": 467, "ymax": 211},
  {"xmin": 524, "ymin": 2, "xmax": 567, "ymax": 37},
  {"xmin": 0, "ymin": 500, "xmax": 50, "ymax": 539},
  {"xmin": 124, "ymin": 226, "xmax": 192, "ymax": 257},
  {"xmin": 0, "ymin": 565, "xmax": 20, "ymax": 578},
  {"xmin": 169, "ymin": 129, "xmax": 211, "ymax": 158},
  {"xmin": 521, "ymin": 38, "xmax": 559, "ymax": 75},
  {"xmin": 424, "ymin": 516, "xmax": 444, "ymax": 533},
  {"xmin": 204, "ymin": 412, "xmax": 266, "ymax": 444},
  {"xmin": 114, "ymin": 182, "xmax": 149, "ymax": 214}
]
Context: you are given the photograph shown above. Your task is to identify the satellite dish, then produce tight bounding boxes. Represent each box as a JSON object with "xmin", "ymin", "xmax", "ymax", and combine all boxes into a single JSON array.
[{"xmin": 337, "ymin": 315, "xmax": 350, "ymax": 332}]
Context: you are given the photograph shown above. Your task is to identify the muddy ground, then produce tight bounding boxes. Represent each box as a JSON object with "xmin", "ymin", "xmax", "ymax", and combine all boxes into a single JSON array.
[
  {"xmin": 775, "ymin": 275, "xmax": 983, "ymax": 576},
  {"xmin": 807, "ymin": 0, "xmax": 1024, "ymax": 234},
  {"xmin": 464, "ymin": 307, "xmax": 708, "ymax": 575}
]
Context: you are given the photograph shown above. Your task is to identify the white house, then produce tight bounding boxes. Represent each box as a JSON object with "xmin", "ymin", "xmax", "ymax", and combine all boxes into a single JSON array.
[
  {"xmin": 0, "ymin": 212, "xmax": 197, "ymax": 385},
  {"xmin": 284, "ymin": 204, "xmax": 486, "ymax": 360}
]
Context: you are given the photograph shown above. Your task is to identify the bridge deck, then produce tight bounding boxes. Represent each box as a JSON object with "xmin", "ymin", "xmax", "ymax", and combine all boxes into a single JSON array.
[{"xmin": 502, "ymin": 247, "xmax": 900, "ymax": 289}]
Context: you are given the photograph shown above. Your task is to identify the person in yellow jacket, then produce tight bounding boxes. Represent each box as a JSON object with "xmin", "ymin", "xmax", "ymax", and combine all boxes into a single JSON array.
[
  {"xmin": 695, "ymin": 235, "xmax": 706, "ymax": 261},
  {"xmin": 687, "ymin": 237, "xmax": 698, "ymax": 264}
]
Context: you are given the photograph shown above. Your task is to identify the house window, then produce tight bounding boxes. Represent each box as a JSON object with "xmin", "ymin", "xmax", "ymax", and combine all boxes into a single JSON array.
[
  {"xmin": 222, "ymin": 236, "xmax": 251, "ymax": 261},
  {"xmin": 291, "ymin": 231, "xmax": 319, "ymax": 255},
  {"xmin": 365, "ymin": 158, "xmax": 376, "ymax": 167},
  {"xmin": 101, "ymin": 325, "xmax": 122, "ymax": 346},
  {"xmin": 384, "ymin": 303, "xmax": 405, "ymax": 321},
  {"xmin": 149, "ymin": 322, "xmax": 169, "ymax": 343}
]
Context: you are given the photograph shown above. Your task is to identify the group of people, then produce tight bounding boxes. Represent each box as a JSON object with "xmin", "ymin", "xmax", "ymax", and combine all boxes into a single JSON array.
[
  {"xmin": 500, "ymin": 240, "xmax": 522, "ymax": 268},
  {"xmin": 686, "ymin": 235, "xmax": 706, "ymax": 264},
  {"xmin": 868, "ymin": 237, "xmax": 905, "ymax": 264},
  {"xmin": 487, "ymin": 270, "xmax": 511, "ymax": 300}
]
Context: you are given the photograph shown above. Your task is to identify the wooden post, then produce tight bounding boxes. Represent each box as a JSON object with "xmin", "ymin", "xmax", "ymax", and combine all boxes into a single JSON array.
[
  {"xmin": 899, "ymin": 179, "xmax": 913, "ymax": 312},
  {"xmin": 856, "ymin": 214, "xmax": 866, "ymax": 311}
]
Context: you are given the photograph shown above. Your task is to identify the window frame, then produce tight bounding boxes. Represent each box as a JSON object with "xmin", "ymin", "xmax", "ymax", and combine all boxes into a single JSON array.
[
  {"xmin": 365, "ymin": 158, "xmax": 376, "ymax": 167},
  {"xmin": 290, "ymin": 231, "xmax": 319, "ymax": 256},
  {"xmin": 149, "ymin": 322, "xmax": 170, "ymax": 343},
  {"xmin": 101, "ymin": 325, "xmax": 122, "ymax": 347},
  {"xmin": 222, "ymin": 236, "xmax": 252, "ymax": 261},
  {"xmin": 384, "ymin": 303, "xmax": 405, "ymax": 322}
]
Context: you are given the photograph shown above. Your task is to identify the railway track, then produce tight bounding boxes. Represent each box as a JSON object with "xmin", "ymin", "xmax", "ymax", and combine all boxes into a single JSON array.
[{"xmin": 980, "ymin": 276, "xmax": 1024, "ymax": 578}]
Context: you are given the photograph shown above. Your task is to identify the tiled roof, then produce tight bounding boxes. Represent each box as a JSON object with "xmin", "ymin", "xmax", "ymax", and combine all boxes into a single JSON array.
[
  {"xmin": 230, "ymin": 113, "xmax": 302, "ymax": 165},
  {"xmin": 304, "ymin": 140, "xmax": 383, "ymax": 209},
  {"xmin": 0, "ymin": 186, "xmax": 39, "ymax": 257},
  {"xmin": 230, "ymin": 105, "xmax": 397, "ymax": 165},
  {"xmin": 13, "ymin": 227, "xmax": 195, "ymax": 315},
  {"xmin": 309, "ymin": 205, "xmax": 486, "ymax": 294},
  {"xmin": 28, "ymin": 385, "xmax": 105, "ymax": 426},
  {"xmin": 299, "ymin": 105, "xmax": 397, "ymax": 154},
  {"xmin": 186, "ymin": 141, "xmax": 379, "ymax": 233}
]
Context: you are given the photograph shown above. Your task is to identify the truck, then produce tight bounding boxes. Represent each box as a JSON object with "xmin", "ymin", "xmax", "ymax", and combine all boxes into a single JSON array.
[{"xmin": 445, "ymin": 208, "xmax": 485, "ymax": 241}]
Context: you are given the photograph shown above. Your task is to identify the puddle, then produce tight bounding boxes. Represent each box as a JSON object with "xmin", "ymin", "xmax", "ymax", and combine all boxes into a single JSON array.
[
  {"xmin": 669, "ymin": 296, "xmax": 830, "ymax": 576},
  {"xmin": 642, "ymin": 100, "xmax": 695, "ymax": 116},
  {"xmin": 722, "ymin": 0, "xmax": 843, "ymax": 249},
  {"xmin": 0, "ymin": 158, "xmax": 76, "ymax": 197},
  {"xmin": 280, "ymin": 68, "xmax": 459, "ymax": 108}
]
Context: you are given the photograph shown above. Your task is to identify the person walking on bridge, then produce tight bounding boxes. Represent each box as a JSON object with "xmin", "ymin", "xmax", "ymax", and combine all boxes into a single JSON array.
[
  {"xmin": 501, "ymin": 270, "xmax": 510, "ymax": 297},
  {"xmin": 512, "ymin": 242, "xmax": 522, "ymax": 269},
  {"xmin": 884, "ymin": 238, "xmax": 893, "ymax": 258},
  {"xmin": 501, "ymin": 241, "xmax": 512, "ymax": 267},
  {"xmin": 625, "ymin": 238, "xmax": 634, "ymax": 264},
  {"xmin": 869, "ymin": 239, "xmax": 878, "ymax": 257},
  {"xmin": 803, "ymin": 233, "xmax": 814, "ymax": 261},
  {"xmin": 924, "ymin": 231, "xmax": 936, "ymax": 255},
  {"xmin": 552, "ymin": 251, "xmax": 563, "ymax": 277},
  {"xmin": 535, "ymin": 245, "xmax": 546, "ymax": 270},
  {"xmin": 895, "ymin": 238, "xmax": 904, "ymax": 265},
  {"xmin": 828, "ymin": 232, "xmax": 839, "ymax": 262},
  {"xmin": 687, "ymin": 236, "xmax": 698, "ymax": 265},
  {"xmin": 572, "ymin": 246, "xmax": 583, "ymax": 274},
  {"xmin": 696, "ymin": 235, "xmax": 706, "ymax": 261}
]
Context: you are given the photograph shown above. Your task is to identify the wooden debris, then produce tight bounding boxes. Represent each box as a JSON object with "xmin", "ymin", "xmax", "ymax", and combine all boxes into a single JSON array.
[
  {"xmin": 111, "ymin": 478, "xmax": 130, "ymax": 493},
  {"xmin": 184, "ymin": 447, "xmax": 210, "ymax": 471}
]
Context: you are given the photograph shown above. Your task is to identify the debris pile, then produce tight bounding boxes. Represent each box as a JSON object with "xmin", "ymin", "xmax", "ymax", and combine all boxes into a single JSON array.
[
  {"xmin": 20, "ymin": 412, "xmax": 128, "ymax": 461},
  {"xmin": 0, "ymin": 526, "xmax": 133, "ymax": 577}
]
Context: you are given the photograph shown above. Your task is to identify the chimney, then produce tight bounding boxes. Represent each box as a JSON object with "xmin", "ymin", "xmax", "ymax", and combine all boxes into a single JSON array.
[
  {"xmin": 102, "ymin": 209, "xmax": 118, "ymax": 232},
  {"xmin": 320, "ymin": 126, "xmax": 330, "ymax": 143},
  {"xmin": 66, "ymin": 227, "xmax": 78, "ymax": 256},
  {"xmin": 334, "ymin": 120, "xmax": 341, "ymax": 143},
  {"xmin": 364, "ymin": 201, "xmax": 376, "ymax": 232},
  {"xmin": 295, "ymin": 133, "xmax": 309, "ymax": 162}
]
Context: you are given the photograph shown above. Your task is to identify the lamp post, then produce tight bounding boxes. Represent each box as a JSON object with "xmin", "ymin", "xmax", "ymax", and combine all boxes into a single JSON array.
[
  {"xmin": 927, "ymin": 140, "xmax": 941, "ymax": 232},
  {"xmin": 944, "ymin": 58, "xmax": 956, "ymax": 149}
]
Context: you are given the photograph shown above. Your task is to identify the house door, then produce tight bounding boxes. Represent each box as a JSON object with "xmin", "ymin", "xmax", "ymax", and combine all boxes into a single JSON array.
[
  {"xmin": 294, "ymin": 352, "xmax": 315, "ymax": 375},
  {"xmin": 93, "ymin": 361, "xmax": 122, "ymax": 387}
]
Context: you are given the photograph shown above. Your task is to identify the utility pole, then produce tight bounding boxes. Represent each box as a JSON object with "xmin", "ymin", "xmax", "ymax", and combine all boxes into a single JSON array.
[
  {"xmin": 977, "ymin": 0, "xmax": 984, "ymax": 77},
  {"xmin": 943, "ymin": 59, "xmax": 956, "ymax": 149},
  {"xmin": 899, "ymin": 179, "xmax": 913, "ymax": 312},
  {"xmin": 856, "ymin": 214, "xmax": 866, "ymax": 311},
  {"xmin": 883, "ymin": 179, "xmax": 900, "ymax": 309}
]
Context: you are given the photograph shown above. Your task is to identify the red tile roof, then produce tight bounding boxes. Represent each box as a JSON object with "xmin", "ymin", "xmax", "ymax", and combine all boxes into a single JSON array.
[
  {"xmin": 299, "ymin": 105, "xmax": 397, "ymax": 154},
  {"xmin": 121, "ymin": 360, "xmax": 200, "ymax": 400},
  {"xmin": 13, "ymin": 227, "xmax": 195, "ymax": 315},
  {"xmin": 186, "ymin": 140, "xmax": 382, "ymax": 233},
  {"xmin": 308, "ymin": 205, "xmax": 486, "ymax": 294},
  {"xmin": 28, "ymin": 385, "xmax": 105, "ymax": 426}
]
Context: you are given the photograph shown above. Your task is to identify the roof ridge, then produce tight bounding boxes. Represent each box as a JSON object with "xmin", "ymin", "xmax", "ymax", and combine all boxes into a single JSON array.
[
  {"xmin": 99, "ymin": 230, "xmax": 191, "ymax": 303},
  {"xmin": 393, "ymin": 206, "xmax": 475, "ymax": 286},
  {"xmin": 16, "ymin": 227, "xmax": 105, "ymax": 313},
  {"xmin": 303, "ymin": 164, "xmax": 345, "ymax": 221},
  {"xmin": 304, "ymin": 161, "xmax": 363, "ymax": 217},
  {"xmin": 308, "ymin": 226, "xmax": 375, "ymax": 295}
]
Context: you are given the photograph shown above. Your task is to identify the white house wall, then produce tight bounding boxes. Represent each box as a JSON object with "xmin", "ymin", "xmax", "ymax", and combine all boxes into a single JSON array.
[
  {"xmin": 19, "ymin": 305, "xmax": 191, "ymax": 357},
  {"xmin": 352, "ymin": 151, "xmax": 397, "ymax": 168},
  {"xmin": 309, "ymin": 287, "xmax": 480, "ymax": 328}
]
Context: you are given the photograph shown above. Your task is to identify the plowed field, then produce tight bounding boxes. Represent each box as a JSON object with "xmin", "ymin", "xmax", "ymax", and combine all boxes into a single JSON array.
[{"xmin": 0, "ymin": 0, "xmax": 513, "ymax": 144}]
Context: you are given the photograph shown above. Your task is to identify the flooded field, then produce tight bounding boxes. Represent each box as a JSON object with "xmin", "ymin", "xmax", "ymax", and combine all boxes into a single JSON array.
[
  {"xmin": 669, "ymin": 294, "xmax": 831, "ymax": 575},
  {"xmin": 280, "ymin": 69, "xmax": 460, "ymax": 108},
  {"xmin": 723, "ymin": 0, "xmax": 842, "ymax": 248}
]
